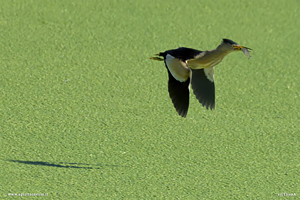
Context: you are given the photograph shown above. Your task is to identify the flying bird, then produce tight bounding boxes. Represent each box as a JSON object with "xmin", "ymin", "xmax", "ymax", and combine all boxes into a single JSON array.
[{"xmin": 150, "ymin": 39, "xmax": 251, "ymax": 117}]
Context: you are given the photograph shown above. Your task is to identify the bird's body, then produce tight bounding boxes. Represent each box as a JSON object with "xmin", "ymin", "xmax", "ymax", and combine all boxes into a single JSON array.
[{"xmin": 150, "ymin": 39, "xmax": 251, "ymax": 117}]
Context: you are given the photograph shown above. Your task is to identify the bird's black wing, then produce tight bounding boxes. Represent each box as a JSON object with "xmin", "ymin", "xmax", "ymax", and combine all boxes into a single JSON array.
[
  {"xmin": 167, "ymin": 69, "xmax": 190, "ymax": 117},
  {"xmin": 157, "ymin": 47, "xmax": 203, "ymax": 117},
  {"xmin": 191, "ymin": 68, "xmax": 215, "ymax": 110}
]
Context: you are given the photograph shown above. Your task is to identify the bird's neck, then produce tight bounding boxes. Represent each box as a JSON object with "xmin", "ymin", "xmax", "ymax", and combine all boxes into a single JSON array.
[
  {"xmin": 207, "ymin": 48, "xmax": 231, "ymax": 60},
  {"xmin": 187, "ymin": 49, "xmax": 231, "ymax": 69}
]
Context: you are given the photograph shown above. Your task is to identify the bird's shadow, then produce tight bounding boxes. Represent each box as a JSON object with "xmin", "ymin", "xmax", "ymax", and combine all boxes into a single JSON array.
[{"xmin": 6, "ymin": 160, "xmax": 127, "ymax": 169}]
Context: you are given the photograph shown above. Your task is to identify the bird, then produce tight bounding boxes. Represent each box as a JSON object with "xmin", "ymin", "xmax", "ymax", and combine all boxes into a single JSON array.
[{"xmin": 150, "ymin": 38, "xmax": 252, "ymax": 118}]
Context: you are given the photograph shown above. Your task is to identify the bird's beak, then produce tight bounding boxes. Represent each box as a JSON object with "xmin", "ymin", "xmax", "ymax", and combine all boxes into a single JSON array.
[
  {"xmin": 232, "ymin": 44, "xmax": 252, "ymax": 51},
  {"xmin": 232, "ymin": 45, "xmax": 252, "ymax": 58}
]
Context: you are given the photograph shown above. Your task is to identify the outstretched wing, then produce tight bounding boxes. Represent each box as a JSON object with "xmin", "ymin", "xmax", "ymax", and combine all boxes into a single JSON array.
[
  {"xmin": 164, "ymin": 55, "xmax": 191, "ymax": 117},
  {"xmin": 167, "ymin": 70, "xmax": 190, "ymax": 117},
  {"xmin": 190, "ymin": 67, "xmax": 215, "ymax": 110}
]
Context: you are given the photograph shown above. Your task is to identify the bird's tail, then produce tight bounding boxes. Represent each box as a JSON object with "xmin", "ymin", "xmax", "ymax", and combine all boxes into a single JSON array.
[{"xmin": 150, "ymin": 53, "xmax": 164, "ymax": 61}]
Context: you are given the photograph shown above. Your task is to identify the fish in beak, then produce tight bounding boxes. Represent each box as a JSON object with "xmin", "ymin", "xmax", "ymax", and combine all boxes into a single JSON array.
[{"xmin": 232, "ymin": 44, "xmax": 252, "ymax": 58}]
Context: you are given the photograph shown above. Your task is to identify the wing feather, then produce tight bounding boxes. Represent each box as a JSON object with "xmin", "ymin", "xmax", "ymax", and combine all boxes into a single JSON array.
[
  {"xmin": 191, "ymin": 68, "xmax": 215, "ymax": 110},
  {"xmin": 163, "ymin": 56, "xmax": 191, "ymax": 117}
]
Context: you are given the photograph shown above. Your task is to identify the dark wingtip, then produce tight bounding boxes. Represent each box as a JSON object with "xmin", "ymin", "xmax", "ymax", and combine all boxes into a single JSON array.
[
  {"xmin": 169, "ymin": 92, "xmax": 189, "ymax": 118},
  {"xmin": 176, "ymin": 105, "xmax": 188, "ymax": 118},
  {"xmin": 202, "ymin": 101, "xmax": 215, "ymax": 110}
]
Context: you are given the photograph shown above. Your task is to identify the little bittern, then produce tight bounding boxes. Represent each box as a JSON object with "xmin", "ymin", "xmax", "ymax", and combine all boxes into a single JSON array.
[{"xmin": 150, "ymin": 38, "xmax": 251, "ymax": 117}]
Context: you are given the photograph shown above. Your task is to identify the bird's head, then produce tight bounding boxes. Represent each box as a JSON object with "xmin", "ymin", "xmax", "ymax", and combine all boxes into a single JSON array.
[{"xmin": 218, "ymin": 39, "xmax": 252, "ymax": 58}]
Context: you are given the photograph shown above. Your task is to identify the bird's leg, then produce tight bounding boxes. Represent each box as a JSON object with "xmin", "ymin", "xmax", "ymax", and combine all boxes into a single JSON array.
[{"xmin": 150, "ymin": 54, "xmax": 164, "ymax": 61}]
